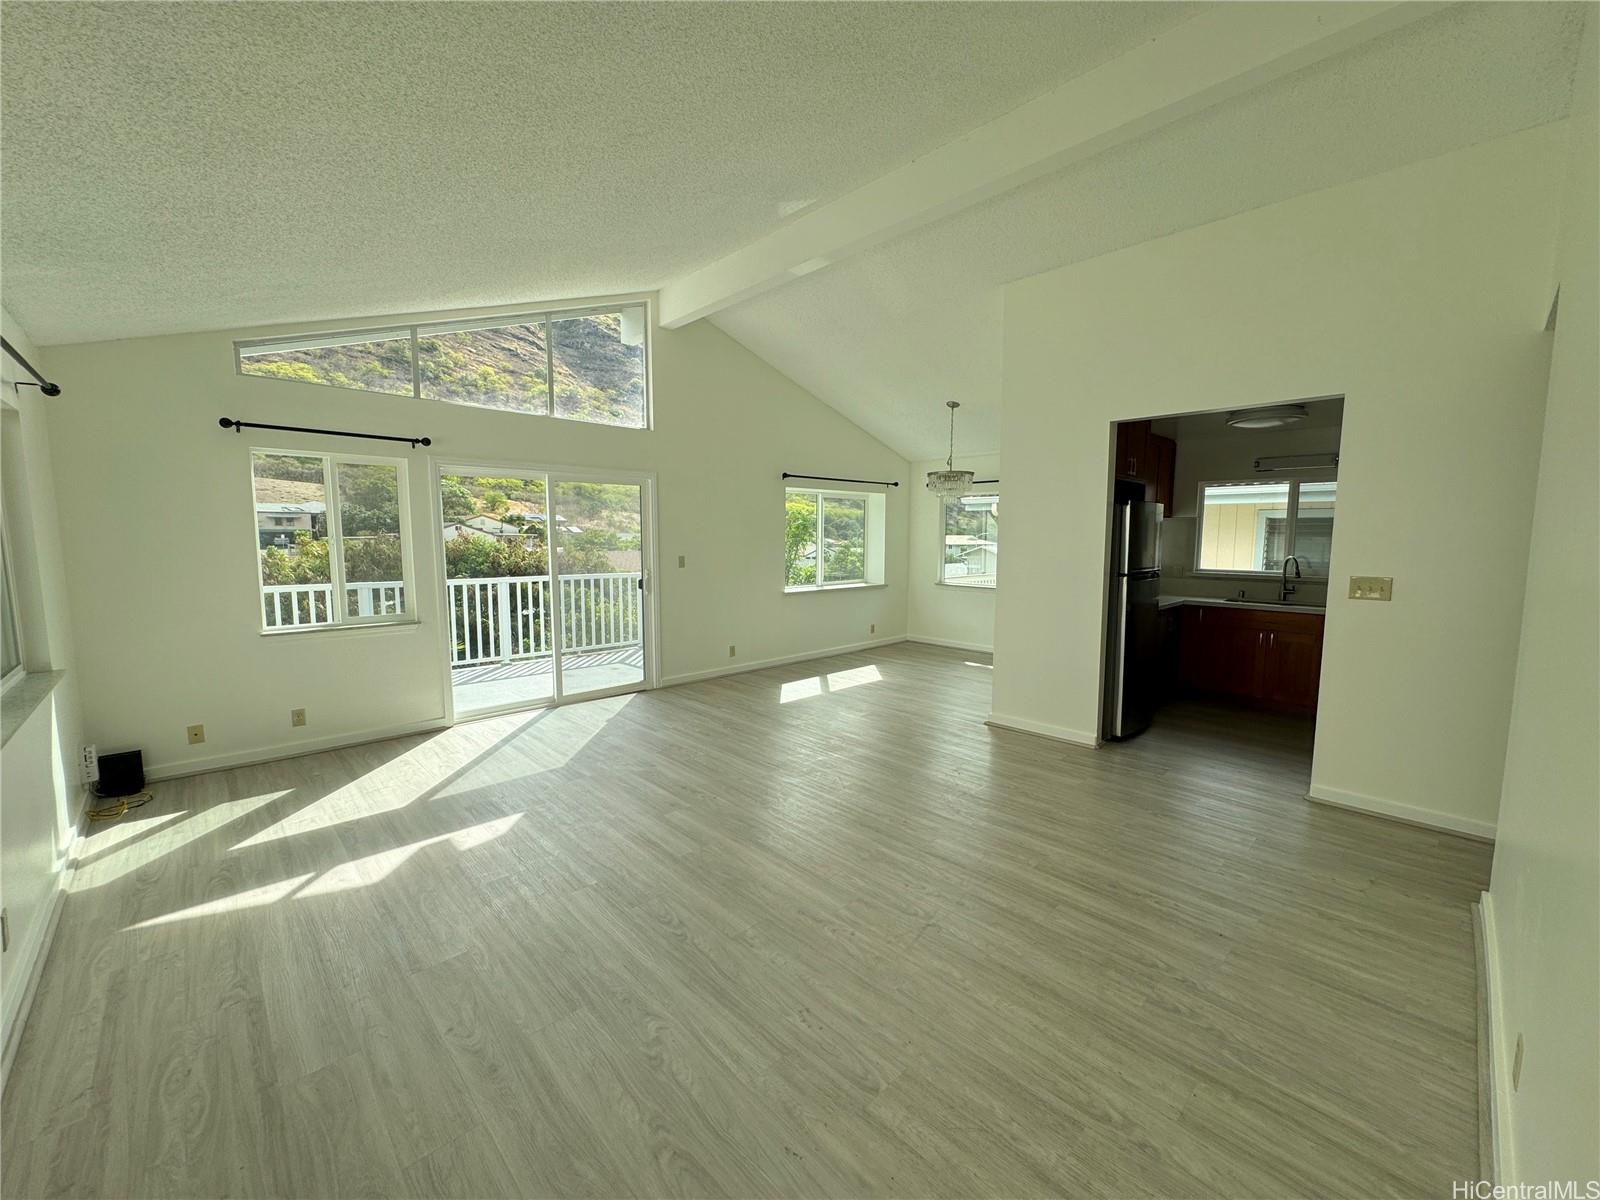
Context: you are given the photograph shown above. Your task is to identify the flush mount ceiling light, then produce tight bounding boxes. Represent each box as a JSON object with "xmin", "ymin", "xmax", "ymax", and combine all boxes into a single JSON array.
[
  {"xmin": 926, "ymin": 401, "xmax": 975, "ymax": 500},
  {"xmin": 1226, "ymin": 404, "xmax": 1310, "ymax": 430}
]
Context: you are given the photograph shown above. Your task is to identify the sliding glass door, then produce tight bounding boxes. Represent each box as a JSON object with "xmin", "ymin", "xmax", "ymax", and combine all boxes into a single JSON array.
[
  {"xmin": 438, "ymin": 465, "xmax": 651, "ymax": 717},
  {"xmin": 551, "ymin": 477, "xmax": 646, "ymax": 698}
]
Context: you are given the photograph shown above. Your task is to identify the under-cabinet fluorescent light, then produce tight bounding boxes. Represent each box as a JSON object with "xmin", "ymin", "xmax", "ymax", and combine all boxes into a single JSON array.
[{"xmin": 1254, "ymin": 453, "xmax": 1339, "ymax": 472}]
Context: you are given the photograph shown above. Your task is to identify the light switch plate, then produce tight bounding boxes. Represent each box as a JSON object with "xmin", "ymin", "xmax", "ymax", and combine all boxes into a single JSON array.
[{"xmin": 1349, "ymin": 575, "xmax": 1393, "ymax": 601}]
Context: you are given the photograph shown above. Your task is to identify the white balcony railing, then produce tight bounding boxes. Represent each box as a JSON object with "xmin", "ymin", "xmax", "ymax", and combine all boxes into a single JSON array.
[
  {"xmin": 260, "ymin": 573, "xmax": 642, "ymax": 666},
  {"xmin": 262, "ymin": 581, "xmax": 406, "ymax": 628},
  {"xmin": 448, "ymin": 573, "xmax": 642, "ymax": 666}
]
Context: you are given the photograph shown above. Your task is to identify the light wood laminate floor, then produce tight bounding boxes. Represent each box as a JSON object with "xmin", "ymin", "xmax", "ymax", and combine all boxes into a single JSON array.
[{"xmin": 1, "ymin": 643, "xmax": 1491, "ymax": 1198}]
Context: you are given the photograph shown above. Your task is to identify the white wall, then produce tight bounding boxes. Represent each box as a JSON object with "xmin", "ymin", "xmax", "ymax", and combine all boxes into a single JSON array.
[
  {"xmin": 1155, "ymin": 420, "xmax": 1340, "ymax": 607},
  {"xmin": 994, "ymin": 123, "xmax": 1565, "ymax": 836},
  {"xmin": 907, "ymin": 452, "xmax": 999, "ymax": 652},
  {"xmin": 1485, "ymin": 10, "xmax": 1598, "ymax": 1185},
  {"xmin": 0, "ymin": 307, "xmax": 86, "ymax": 1075},
  {"xmin": 39, "ymin": 307, "xmax": 908, "ymax": 776}
]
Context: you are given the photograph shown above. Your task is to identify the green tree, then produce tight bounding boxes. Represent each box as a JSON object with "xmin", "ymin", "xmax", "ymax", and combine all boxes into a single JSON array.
[
  {"xmin": 440, "ymin": 478, "xmax": 476, "ymax": 522},
  {"xmin": 786, "ymin": 496, "xmax": 818, "ymax": 586}
]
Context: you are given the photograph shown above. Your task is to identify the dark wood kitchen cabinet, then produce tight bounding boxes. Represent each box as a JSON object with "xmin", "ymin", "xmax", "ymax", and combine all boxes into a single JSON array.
[
  {"xmin": 1151, "ymin": 434, "xmax": 1177, "ymax": 516},
  {"xmin": 1115, "ymin": 420, "xmax": 1177, "ymax": 514},
  {"xmin": 1115, "ymin": 420, "xmax": 1152, "ymax": 482},
  {"xmin": 1178, "ymin": 604, "xmax": 1324, "ymax": 714}
]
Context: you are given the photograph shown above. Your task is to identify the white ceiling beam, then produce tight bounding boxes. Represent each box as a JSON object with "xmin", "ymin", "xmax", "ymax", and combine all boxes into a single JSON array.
[{"xmin": 658, "ymin": 1, "xmax": 1445, "ymax": 329}]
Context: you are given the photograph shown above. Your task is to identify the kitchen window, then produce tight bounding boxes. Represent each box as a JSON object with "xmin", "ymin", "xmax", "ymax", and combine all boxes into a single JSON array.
[
  {"xmin": 251, "ymin": 450, "xmax": 415, "ymax": 632},
  {"xmin": 940, "ymin": 492, "xmax": 998, "ymax": 588},
  {"xmin": 1195, "ymin": 479, "xmax": 1336, "ymax": 576},
  {"xmin": 784, "ymin": 488, "xmax": 886, "ymax": 591}
]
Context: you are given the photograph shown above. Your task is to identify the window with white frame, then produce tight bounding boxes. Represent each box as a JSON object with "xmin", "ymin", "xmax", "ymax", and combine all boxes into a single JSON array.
[
  {"xmin": 251, "ymin": 450, "xmax": 414, "ymax": 631},
  {"xmin": 236, "ymin": 303, "xmax": 649, "ymax": 429},
  {"xmin": 940, "ymin": 492, "xmax": 998, "ymax": 588},
  {"xmin": 1, "ymin": 517, "xmax": 24, "ymax": 686},
  {"xmin": 785, "ymin": 488, "xmax": 886, "ymax": 590},
  {"xmin": 1195, "ymin": 478, "xmax": 1337, "ymax": 576}
]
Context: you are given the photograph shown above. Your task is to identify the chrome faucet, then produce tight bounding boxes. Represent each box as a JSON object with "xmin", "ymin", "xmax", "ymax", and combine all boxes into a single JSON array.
[{"xmin": 1280, "ymin": 554, "xmax": 1302, "ymax": 603}]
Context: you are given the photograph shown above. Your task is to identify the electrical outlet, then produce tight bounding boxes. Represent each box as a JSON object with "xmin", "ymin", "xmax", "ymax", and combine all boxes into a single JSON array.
[
  {"xmin": 677, "ymin": 555, "xmax": 686, "ymax": 568},
  {"xmin": 1348, "ymin": 575, "xmax": 1393, "ymax": 601},
  {"xmin": 728, "ymin": 644, "xmax": 736, "ymax": 658},
  {"xmin": 870, "ymin": 623, "xmax": 876, "ymax": 634},
  {"xmin": 81, "ymin": 743, "xmax": 99, "ymax": 784},
  {"xmin": 1513, "ymin": 1033, "xmax": 1525, "ymax": 1091},
  {"xmin": 290, "ymin": 708, "xmax": 307, "ymax": 728},
  {"xmin": 186, "ymin": 724, "xmax": 206, "ymax": 745}
]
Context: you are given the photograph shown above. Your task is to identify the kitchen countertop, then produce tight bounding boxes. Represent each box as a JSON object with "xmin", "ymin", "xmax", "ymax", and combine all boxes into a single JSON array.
[{"xmin": 1159, "ymin": 595, "xmax": 1327, "ymax": 616}]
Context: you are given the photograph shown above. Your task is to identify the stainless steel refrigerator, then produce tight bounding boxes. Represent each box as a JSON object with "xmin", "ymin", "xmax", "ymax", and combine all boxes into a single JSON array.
[{"xmin": 1104, "ymin": 500, "xmax": 1162, "ymax": 741}]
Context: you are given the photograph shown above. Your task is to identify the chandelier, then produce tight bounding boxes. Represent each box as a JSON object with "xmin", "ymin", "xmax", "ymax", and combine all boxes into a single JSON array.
[{"xmin": 926, "ymin": 401, "xmax": 975, "ymax": 500}]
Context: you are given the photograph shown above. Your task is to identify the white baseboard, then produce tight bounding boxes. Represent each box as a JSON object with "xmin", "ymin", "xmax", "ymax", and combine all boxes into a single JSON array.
[
  {"xmin": 146, "ymin": 637, "xmax": 911, "ymax": 778},
  {"xmin": 144, "ymin": 716, "xmax": 452, "ymax": 782},
  {"xmin": 1475, "ymin": 891, "xmax": 1514, "ymax": 1183},
  {"xmin": 0, "ymin": 783, "xmax": 90, "ymax": 1094},
  {"xmin": 907, "ymin": 635, "xmax": 994, "ymax": 654},
  {"xmin": 661, "ymin": 636, "xmax": 908, "ymax": 687},
  {"xmin": 1306, "ymin": 784, "xmax": 1496, "ymax": 841},
  {"xmin": 985, "ymin": 711, "xmax": 1100, "ymax": 748},
  {"xmin": 0, "ymin": 878, "xmax": 66, "ymax": 1093}
]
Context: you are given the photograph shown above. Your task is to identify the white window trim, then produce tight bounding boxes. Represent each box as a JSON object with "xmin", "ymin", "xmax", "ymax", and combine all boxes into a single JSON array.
[
  {"xmin": 935, "ymin": 491, "xmax": 999, "ymax": 590},
  {"xmin": 0, "ymin": 510, "xmax": 25, "ymax": 692},
  {"xmin": 1192, "ymin": 475, "xmax": 1336, "ymax": 579},
  {"xmin": 251, "ymin": 447, "xmax": 418, "ymax": 635},
  {"xmin": 234, "ymin": 299, "xmax": 652, "ymax": 430},
  {"xmin": 784, "ymin": 487, "xmax": 880, "ymax": 592}
]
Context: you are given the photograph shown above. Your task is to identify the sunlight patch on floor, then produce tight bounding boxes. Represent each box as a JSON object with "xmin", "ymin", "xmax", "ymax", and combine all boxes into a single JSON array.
[
  {"xmin": 779, "ymin": 664, "xmax": 883, "ymax": 703},
  {"xmin": 125, "ymin": 814, "xmax": 523, "ymax": 928},
  {"xmin": 71, "ymin": 791, "xmax": 288, "ymax": 892},
  {"xmin": 74, "ymin": 808, "xmax": 184, "ymax": 858},
  {"xmin": 128, "ymin": 872, "xmax": 314, "ymax": 929},
  {"xmin": 297, "ymin": 814, "xmax": 522, "ymax": 898}
]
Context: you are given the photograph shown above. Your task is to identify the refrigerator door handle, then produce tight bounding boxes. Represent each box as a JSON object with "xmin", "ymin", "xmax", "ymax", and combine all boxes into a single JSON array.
[
  {"xmin": 1111, "ymin": 576, "xmax": 1130, "ymax": 737},
  {"xmin": 1118, "ymin": 504, "xmax": 1133, "ymax": 574}
]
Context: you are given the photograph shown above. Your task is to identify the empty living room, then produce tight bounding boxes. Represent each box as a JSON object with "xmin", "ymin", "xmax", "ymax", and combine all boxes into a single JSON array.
[{"xmin": 1, "ymin": 3, "xmax": 1596, "ymax": 1198}]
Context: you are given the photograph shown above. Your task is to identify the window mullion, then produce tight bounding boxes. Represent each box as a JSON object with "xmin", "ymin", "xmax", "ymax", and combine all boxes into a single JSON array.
[
  {"xmin": 814, "ymin": 491, "xmax": 825, "ymax": 587},
  {"xmin": 410, "ymin": 328, "xmax": 421, "ymax": 399},
  {"xmin": 325, "ymin": 456, "xmax": 347, "ymax": 625},
  {"xmin": 544, "ymin": 318, "xmax": 555, "ymax": 418}
]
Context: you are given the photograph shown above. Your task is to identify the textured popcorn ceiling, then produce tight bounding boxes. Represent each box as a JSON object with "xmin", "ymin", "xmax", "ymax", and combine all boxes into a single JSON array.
[
  {"xmin": 0, "ymin": 0, "xmax": 1198, "ymax": 345},
  {"xmin": 711, "ymin": 3, "xmax": 1589, "ymax": 458}
]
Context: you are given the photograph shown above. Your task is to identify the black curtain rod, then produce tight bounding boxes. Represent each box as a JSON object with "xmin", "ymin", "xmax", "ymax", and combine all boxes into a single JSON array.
[
  {"xmin": 782, "ymin": 472, "xmax": 899, "ymax": 488},
  {"xmin": 1, "ymin": 336, "xmax": 61, "ymax": 396},
  {"xmin": 219, "ymin": 417, "xmax": 431, "ymax": 448},
  {"xmin": 972, "ymin": 478, "xmax": 999, "ymax": 486}
]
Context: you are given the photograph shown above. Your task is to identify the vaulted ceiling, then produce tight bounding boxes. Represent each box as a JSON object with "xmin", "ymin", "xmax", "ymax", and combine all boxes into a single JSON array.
[
  {"xmin": 1, "ymin": 2, "xmax": 1588, "ymax": 459},
  {"xmin": 0, "ymin": 1, "xmax": 1193, "ymax": 343}
]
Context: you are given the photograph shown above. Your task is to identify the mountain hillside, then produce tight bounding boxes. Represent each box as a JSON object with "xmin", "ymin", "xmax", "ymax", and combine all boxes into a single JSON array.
[{"xmin": 241, "ymin": 311, "xmax": 645, "ymax": 426}]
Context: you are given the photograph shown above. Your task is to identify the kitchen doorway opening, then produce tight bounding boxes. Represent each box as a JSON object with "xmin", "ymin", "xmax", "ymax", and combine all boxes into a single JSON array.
[{"xmin": 1101, "ymin": 396, "xmax": 1343, "ymax": 778}]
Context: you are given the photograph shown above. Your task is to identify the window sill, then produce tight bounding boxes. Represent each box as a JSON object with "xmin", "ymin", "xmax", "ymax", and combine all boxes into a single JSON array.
[
  {"xmin": 260, "ymin": 619, "xmax": 421, "ymax": 640},
  {"xmin": 1, "ymin": 668, "xmax": 66, "ymax": 750},
  {"xmin": 783, "ymin": 582, "xmax": 886, "ymax": 594},
  {"xmin": 934, "ymin": 580, "xmax": 997, "ymax": 591}
]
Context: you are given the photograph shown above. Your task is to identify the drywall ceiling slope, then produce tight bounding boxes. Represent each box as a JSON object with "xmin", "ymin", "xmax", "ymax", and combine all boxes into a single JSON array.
[
  {"xmin": 711, "ymin": 3, "xmax": 1588, "ymax": 459},
  {"xmin": 0, "ymin": 1, "xmax": 1198, "ymax": 345}
]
